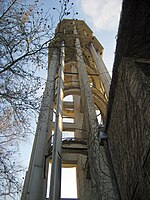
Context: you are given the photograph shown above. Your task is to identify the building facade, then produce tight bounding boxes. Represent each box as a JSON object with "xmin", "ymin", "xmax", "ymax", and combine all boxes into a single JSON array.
[{"xmin": 21, "ymin": 19, "xmax": 116, "ymax": 200}]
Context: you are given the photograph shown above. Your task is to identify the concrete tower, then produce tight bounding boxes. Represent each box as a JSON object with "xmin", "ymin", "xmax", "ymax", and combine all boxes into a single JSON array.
[{"xmin": 22, "ymin": 19, "xmax": 116, "ymax": 200}]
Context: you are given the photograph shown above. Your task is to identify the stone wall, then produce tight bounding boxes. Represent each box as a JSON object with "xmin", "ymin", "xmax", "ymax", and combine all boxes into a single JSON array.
[{"xmin": 105, "ymin": 0, "xmax": 150, "ymax": 199}]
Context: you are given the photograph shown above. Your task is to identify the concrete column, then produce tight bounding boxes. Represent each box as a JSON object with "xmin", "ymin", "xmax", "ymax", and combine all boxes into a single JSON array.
[
  {"xmin": 75, "ymin": 35, "xmax": 102, "ymax": 200},
  {"xmin": 73, "ymin": 95, "xmax": 84, "ymax": 138},
  {"xmin": 72, "ymin": 65, "xmax": 84, "ymax": 139},
  {"xmin": 49, "ymin": 42, "xmax": 65, "ymax": 200},
  {"xmin": 74, "ymin": 26, "xmax": 114, "ymax": 199},
  {"xmin": 90, "ymin": 44, "xmax": 119, "ymax": 199},
  {"xmin": 90, "ymin": 43, "xmax": 111, "ymax": 98},
  {"xmin": 77, "ymin": 155, "xmax": 93, "ymax": 200},
  {"xmin": 21, "ymin": 49, "xmax": 58, "ymax": 200}
]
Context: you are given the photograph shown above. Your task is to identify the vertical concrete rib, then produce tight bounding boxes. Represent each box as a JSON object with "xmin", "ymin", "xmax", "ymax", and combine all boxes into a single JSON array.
[
  {"xmin": 49, "ymin": 41, "xmax": 65, "ymax": 200},
  {"xmin": 74, "ymin": 25, "xmax": 102, "ymax": 199},
  {"xmin": 21, "ymin": 49, "xmax": 57, "ymax": 200},
  {"xmin": 41, "ymin": 48, "xmax": 59, "ymax": 200},
  {"xmin": 90, "ymin": 43, "xmax": 111, "ymax": 98},
  {"xmin": 74, "ymin": 23, "xmax": 115, "ymax": 199}
]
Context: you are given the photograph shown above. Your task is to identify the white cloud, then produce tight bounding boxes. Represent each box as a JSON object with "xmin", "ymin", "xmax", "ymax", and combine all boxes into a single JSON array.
[{"xmin": 79, "ymin": 0, "xmax": 122, "ymax": 31}]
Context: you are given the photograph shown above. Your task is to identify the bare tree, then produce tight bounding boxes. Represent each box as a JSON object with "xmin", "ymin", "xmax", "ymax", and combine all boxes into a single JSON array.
[
  {"xmin": 0, "ymin": 0, "xmax": 76, "ymax": 199},
  {"xmin": 0, "ymin": 108, "xmax": 25, "ymax": 199}
]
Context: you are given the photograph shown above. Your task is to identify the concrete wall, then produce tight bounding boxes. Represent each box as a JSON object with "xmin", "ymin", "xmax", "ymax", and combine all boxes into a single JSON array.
[{"xmin": 106, "ymin": 0, "xmax": 150, "ymax": 199}]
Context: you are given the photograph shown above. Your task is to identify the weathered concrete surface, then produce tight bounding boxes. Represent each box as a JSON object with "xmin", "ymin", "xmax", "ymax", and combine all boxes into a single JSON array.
[
  {"xmin": 106, "ymin": 0, "xmax": 150, "ymax": 199},
  {"xmin": 76, "ymin": 155, "xmax": 93, "ymax": 200},
  {"xmin": 50, "ymin": 42, "xmax": 65, "ymax": 200},
  {"xmin": 90, "ymin": 43, "xmax": 111, "ymax": 98},
  {"xmin": 21, "ymin": 49, "xmax": 57, "ymax": 200},
  {"xmin": 23, "ymin": 19, "xmax": 115, "ymax": 200},
  {"xmin": 75, "ymin": 35, "xmax": 114, "ymax": 200}
]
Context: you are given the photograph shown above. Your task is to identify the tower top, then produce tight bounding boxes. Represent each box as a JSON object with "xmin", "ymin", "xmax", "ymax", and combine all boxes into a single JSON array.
[{"xmin": 55, "ymin": 19, "xmax": 104, "ymax": 55}]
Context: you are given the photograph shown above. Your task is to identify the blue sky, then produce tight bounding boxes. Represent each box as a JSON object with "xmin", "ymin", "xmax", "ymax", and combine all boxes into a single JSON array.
[
  {"xmin": 20, "ymin": 0, "xmax": 122, "ymax": 198},
  {"xmin": 75, "ymin": 0, "xmax": 122, "ymax": 74}
]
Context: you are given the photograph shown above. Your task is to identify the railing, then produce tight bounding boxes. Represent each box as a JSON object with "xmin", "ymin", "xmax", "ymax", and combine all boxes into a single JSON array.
[
  {"xmin": 48, "ymin": 134, "xmax": 87, "ymax": 146},
  {"xmin": 48, "ymin": 134, "xmax": 87, "ymax": 153}
]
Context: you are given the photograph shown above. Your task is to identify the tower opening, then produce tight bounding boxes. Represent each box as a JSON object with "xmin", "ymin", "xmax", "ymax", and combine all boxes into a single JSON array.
[
  {"xmin": 46, "ymin": 164, "xmax": 77, "ymax": 199},
  {"xmin": 61, "ymin": 166, "xmax": 77, "ymax": 198},
  {"xmin": 63, "ymin": 95, "xmax": 73, "ymax": 102}
]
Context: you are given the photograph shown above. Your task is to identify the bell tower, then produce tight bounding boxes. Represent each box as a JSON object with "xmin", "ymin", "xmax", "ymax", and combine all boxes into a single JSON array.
[{"xmin": 22, "ymin": 19, "xmax": 115, "ymax": 200}]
